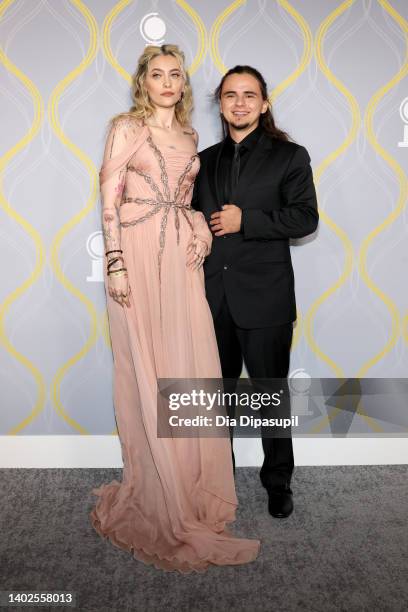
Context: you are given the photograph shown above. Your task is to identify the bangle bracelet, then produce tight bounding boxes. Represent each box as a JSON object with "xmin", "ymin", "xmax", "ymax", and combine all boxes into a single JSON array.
[
  {"xmin": 107, "ymin": 256, "xmax": 124, "ymax": 269},
  {"xmin": 107, "ymin": 267, "xmax": 127, "ymax": 275},
  {"xmin": 109, "ymin": 271, "xmax": 127, "ymax": 278},
  {"xmin": 108, "ymin": 271, "xmax": 127, "ymax": 277},
  {"xmin": 109, "ymin": 271, "xmax": 127, "ymax": 277},
  {"xmin": 105, "ymin": 249, "xmax": 123, "ymax": 256}
]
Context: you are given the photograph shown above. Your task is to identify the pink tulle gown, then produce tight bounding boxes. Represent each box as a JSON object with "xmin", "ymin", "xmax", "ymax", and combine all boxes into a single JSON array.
[{"xmin": 89, "ymin": 118, "xmax": 260, "ymax": 573}]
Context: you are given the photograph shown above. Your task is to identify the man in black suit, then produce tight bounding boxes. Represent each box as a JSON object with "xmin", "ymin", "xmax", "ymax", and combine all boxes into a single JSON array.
[{"xmin": 191, "ymin": 65, "xmax": 318, "ymax": 518}]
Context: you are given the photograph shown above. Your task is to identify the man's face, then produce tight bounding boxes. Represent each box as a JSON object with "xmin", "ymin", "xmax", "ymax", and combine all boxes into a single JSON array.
[{"xmin": 219, "ymin": 73, "xmax": 268, "ymax": 132}]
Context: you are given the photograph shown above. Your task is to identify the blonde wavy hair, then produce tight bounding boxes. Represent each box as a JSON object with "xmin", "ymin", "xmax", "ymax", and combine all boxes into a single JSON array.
[{"xmin": 110, "ymin": 44, "xmax": 193, "ymax": 128}]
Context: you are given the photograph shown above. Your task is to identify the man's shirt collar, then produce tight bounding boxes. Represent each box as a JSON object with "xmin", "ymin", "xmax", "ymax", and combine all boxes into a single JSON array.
[{"xmin": 225, "ymin": 123, "xmax": 263, "ymax": 151}]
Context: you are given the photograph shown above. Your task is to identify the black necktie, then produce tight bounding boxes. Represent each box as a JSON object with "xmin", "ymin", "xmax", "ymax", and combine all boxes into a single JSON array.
[{"xmin": 230, "ymin": 143, "xmax": 241, "ymax": 195}]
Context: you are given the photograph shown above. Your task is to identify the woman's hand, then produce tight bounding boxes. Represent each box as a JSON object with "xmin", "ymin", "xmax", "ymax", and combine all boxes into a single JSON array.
[
  {"xmin": 108, "ymin": 272, "xmax": 131, "ymax": 307},
  {"xmin": 186, "ymin": 236, "xmax": 208, "ymax": 270}
]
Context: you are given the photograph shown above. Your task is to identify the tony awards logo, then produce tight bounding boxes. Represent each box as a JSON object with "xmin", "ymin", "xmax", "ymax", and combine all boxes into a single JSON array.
[
  {"xmin": 86, "ymin": 231, "xmax": 104, "ymax": 282},
  {"xmin": 398, "ymin": 97, "xmax": 408, "ymax": 147},
  {"xmin": 289, "ymin": 368, "xmax": 313, "ymax": 416},
  {"xmin": 140, "ymin": 13, "xmax": 166, "ymax": 45}
]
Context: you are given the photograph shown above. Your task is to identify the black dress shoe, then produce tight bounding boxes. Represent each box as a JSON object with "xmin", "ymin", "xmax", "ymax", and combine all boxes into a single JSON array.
[{"xmin": 266, "ymin": 485, "xmax": 293, "ymax": 518}]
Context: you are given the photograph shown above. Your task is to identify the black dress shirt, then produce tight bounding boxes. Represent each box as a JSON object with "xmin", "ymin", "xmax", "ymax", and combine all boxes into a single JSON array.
[
  {"xmin": 218, "ymin": 124, "xmax": 263, "ymax": 232},
  {"xmin": 219, "ymin": 124, "xmax": 263, "ymax": 203}
]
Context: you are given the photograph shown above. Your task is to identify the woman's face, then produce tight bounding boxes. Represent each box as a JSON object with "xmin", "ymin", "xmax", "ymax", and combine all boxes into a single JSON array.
[{"xmin": 144, "ymin": 54, "xmax": 185, "ymax": 109}]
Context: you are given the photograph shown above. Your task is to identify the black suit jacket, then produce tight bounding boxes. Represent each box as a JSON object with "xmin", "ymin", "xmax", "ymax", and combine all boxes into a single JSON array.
[{"xmin": 192, "ymin": 131, "xmax": 319, "ymax": 328}]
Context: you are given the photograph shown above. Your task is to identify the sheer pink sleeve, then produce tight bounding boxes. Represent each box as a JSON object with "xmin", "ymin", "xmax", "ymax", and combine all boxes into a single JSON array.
[
  {"xmin": 189, "ymin": 127, "xmax": 212, "ymax": 256},
  {"xmin": 192, "ymin": 210, "xmax": 212, "ymax": 256},
  {"xmin": 99, "ymin": 120, "xmax": 131, "ymax": 261}
]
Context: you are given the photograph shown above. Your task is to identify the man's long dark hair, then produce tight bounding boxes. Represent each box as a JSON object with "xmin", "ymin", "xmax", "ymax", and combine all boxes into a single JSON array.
[{"xmin": 214, "ymin": 65, "xmax": 290, "ymax": 142}]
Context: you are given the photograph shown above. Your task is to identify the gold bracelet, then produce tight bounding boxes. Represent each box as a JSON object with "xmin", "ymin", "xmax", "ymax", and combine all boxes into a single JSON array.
[{"xmin": 108, "ymin": 268, "xmax": 127, "ymax": 277}]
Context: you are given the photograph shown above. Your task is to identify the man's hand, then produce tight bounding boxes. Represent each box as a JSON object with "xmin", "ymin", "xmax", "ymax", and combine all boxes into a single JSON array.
[{"xmin": 209, "ymin": 204, "xmax": 242, "ymax": 236}]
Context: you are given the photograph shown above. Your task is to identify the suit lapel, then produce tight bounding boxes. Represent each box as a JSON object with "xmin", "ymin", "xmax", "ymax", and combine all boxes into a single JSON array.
[
  {"xmin": 231, "ymin": 132, "xmax": 274, "ymax": 205},
  {"xmin": 207, "ymin": 141, "xmax": 225, "ymax": 210}
]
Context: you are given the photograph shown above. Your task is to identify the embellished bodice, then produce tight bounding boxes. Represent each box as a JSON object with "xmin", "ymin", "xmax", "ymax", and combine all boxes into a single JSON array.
[
  {"xmin": 124, "ymin": 134, "xmax": 199, "ymax": 208},
  {"xmin": 119, "ymin": 129, "xmax": 200, "ymax": 280}
]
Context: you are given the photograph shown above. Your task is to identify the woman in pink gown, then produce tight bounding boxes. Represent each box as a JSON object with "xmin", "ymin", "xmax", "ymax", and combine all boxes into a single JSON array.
[{"xmin": 89, "ymin": 44, "xmax": 260, "ymax": 573}]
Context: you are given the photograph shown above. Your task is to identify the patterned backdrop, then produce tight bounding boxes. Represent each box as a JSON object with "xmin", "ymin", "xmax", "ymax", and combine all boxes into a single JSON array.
[{"xmin": 0, "ymin": 0, "xmax": 407, "ymax": 437}]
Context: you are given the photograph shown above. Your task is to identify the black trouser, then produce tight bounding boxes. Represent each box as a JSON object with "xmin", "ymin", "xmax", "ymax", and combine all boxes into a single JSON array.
[{"xmin": 213, "ymin": 295, "xmax": 294, "ymax": 490}]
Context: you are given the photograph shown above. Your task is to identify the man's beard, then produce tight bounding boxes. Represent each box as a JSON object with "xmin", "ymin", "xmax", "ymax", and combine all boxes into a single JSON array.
[{"xmin": 228, "ymin": 121, "xmax": 250, "ymax": 131}]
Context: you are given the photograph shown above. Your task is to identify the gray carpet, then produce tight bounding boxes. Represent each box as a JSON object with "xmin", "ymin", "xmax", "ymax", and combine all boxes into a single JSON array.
[{"xmin": 1, "ymin": 466, "xmax": 407, "ymax": 612}]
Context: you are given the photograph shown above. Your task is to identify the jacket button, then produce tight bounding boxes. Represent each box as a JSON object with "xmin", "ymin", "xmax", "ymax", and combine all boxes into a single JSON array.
[{"xmin": 223, "ymin": 265, "xmax": 228, "ymax": 270}]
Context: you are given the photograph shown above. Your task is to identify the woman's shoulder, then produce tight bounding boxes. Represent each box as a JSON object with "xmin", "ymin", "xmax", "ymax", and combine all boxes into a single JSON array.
[
  {"xmin": 182, "ymin": 125, "xmax": 198, "ymax": 147},
  {"xmin": 190, "ymin": 126, "xmax": 199, "ymax": 146},
  {"xmin": 101, "ymin": 114, "xmax": 147, "ymax": 162},
  {"xmin": 109, "ymin": 114, "xmax": 145, "ymax": 138}
]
